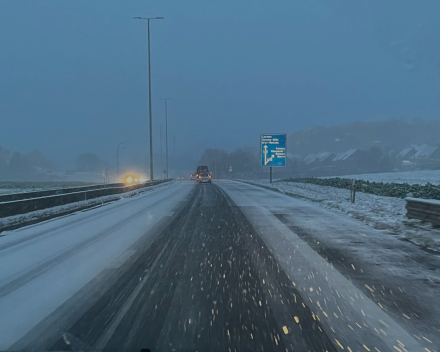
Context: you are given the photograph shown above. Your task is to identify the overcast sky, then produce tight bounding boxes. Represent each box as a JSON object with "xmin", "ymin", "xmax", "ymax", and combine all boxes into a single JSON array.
[{"xmin": 1, "ymin": 0, "xmax": 440, "ymax": 167}]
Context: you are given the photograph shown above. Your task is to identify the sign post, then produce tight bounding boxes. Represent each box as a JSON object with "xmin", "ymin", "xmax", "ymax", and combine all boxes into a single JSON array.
[{"xmin": 260, "ymin": 134, "xmax": 287, "ymax": 183}]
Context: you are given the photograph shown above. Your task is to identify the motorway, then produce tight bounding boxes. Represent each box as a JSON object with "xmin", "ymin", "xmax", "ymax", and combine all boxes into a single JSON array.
[{"xmin": 0, "ymin": 181, "xmax": 439, "ymax": 352}]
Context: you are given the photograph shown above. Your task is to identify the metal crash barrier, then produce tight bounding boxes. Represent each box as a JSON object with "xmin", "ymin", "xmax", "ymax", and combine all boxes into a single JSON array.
[
  {"xmin": 0, "ymin": 179, "xmax": 172, "ymax": 219},
  {"xmin": 0, "ymin": 183, "xmax": 126, "ymax": 203},
  {"xmin": 405, "ymin": 197, "xmax": 440, "ymax": 227}
]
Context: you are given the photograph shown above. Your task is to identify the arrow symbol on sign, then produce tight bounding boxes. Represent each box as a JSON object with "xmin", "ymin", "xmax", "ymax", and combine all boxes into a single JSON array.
[{"xmin": 263, "ymin": 145, "xmax": 275, "ymax": 166}]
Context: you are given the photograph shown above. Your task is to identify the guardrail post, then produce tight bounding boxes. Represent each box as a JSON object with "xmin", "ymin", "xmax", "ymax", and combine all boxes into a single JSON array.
[
  {"xmin": 350, "ymin": 179, "xmax": 356, "ymax": 203},
  {"xmin": 353, "ymin": 179, "xmax": 356, "ymax": 203}
]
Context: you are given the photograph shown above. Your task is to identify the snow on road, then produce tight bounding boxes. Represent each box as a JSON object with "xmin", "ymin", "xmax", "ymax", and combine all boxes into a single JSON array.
[
  {"xmin": 1, "ymin": 179, "xmax": 439, "ymax": 351},
  {"xmin": 0, "ymin": 181, "xmax": 192, "ymax": 350},
  {"xmin": 0, "ymin": 181, "xmax": 175, "ymax": 231},
  {"xmin": 219, "ymin": 180, "xmax": 440, "ymax": 351},
  {"xmin": 248, "ymin": 179, "xmax": 440, "ymax": 253}
]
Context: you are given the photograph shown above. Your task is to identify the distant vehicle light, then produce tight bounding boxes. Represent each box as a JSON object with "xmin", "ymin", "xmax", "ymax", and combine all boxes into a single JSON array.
[
  {"xmin": 126, "ymin": 176, "xmax": 133, "ymax": 184},
  {"xmin": 134, "ymin": 178, "xmax": 139, "ymax": 182}
]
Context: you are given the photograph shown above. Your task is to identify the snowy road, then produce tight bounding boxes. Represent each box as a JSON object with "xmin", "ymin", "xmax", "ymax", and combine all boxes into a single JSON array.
[{"xmin": 1, "ymin": 181, "xmax": 438, "ymax": 351}]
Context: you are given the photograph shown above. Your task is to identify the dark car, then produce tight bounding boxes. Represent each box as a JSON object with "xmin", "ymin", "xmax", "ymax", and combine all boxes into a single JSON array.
[
  {"xmin": 196, "ymin": 165, "xmax": 211, "ymax": 183},
  {"xmin": 197, "ymin": 173, "xmax": 212, "ymax": 183}
]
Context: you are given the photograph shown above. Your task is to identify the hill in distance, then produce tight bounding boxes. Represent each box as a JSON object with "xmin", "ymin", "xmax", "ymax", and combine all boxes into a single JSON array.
[{"xmin": 288, "ymin": 118, "xmax": 440, "ymax": 157}]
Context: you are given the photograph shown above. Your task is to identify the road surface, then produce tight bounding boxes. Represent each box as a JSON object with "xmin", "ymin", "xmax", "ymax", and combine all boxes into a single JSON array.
[{"xmin": 0, "ymin": 181, "xmax": 438, "ymax": 352}]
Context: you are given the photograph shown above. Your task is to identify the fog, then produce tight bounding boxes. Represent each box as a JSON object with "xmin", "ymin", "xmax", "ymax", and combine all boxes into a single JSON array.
[{"xmin": 1, "ymin": 0, "xmax": 440, "ymax": 174}]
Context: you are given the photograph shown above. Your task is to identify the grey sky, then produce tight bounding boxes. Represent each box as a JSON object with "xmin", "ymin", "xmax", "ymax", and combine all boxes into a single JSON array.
[{"xmin": 1, "ymin": 0, "xmax": 439, "ymax": 167}]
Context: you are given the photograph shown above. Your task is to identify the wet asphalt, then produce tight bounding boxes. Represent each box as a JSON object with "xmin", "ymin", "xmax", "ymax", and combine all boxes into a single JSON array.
[{"xmin": 45, "ymin": 183, "xmax": 336, "ymax": 352}]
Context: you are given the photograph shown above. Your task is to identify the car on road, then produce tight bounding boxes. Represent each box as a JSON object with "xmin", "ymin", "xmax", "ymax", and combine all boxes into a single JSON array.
[
  {"xmin": 197, "ymin": 173, "xmax": 212, "ymax": 184},
  {"xmin": 190, "ymin": 174, "xmax": 197, "ymax": 180},
  {"xmin": 196, "ymin": 165, "xmax": 212, "ymax": 183},
  {"xmin": 124, "ymin": 174, "xmax": 146, "ymax": 184},
  {"xmin": 177, "ymin": 177, "xmax": 184, "ymax": 180}
]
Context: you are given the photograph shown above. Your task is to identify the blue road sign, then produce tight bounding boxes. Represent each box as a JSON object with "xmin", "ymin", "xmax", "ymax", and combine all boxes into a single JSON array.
[{"xmin": 260, "ymin": 134, "xmax": 287, "ymax": 167}]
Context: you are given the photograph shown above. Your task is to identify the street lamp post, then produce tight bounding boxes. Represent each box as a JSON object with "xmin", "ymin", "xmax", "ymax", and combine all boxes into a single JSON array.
[
  {"xmin": 214, "ymin": 143, "xmax": 217, "ymax": 178},
  {"xmin": 133, "ymin": 16, "xmax": 164, "ymax": 181},
  {"xmin": 160, "ymin": 98, "xmax": 171, "ymax": 179},
  {"xmin": 160, "ymin": 125, "xmax": 163, "ymax": 180}
]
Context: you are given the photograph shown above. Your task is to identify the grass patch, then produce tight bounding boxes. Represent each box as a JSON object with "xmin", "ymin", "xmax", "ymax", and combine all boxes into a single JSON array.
[
  {"xmin": 0, "ymin": 181, "xmax": 98, "ymax": 194},
  {"xmin": 280, "ymin": 177, "xmax": 440, "ymax": 200}
]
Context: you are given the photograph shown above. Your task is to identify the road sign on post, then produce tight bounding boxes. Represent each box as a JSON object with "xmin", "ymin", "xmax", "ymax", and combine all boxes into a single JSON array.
[
  {"xmin": 261, "ymin": 134, "xmax": 286, "ymax": 183},
  {"xmin": 261, "ymin": 134, "xmax": 287, "ymax": 167}
]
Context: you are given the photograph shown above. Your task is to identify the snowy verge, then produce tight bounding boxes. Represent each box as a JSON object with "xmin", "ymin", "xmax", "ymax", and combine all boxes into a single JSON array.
[
  {"xmin": 0, "ymin": 181, "xmax": 175, "ymax": 233},
  {"xmin": 244, "ymin": 180, "xmax": 440, "ymax": 253},
  {"xmin": 0, "ymin": 181, "xmax": 97, "ymax": 195},
  {"xmin": 324, "ymin": 169, "xmax": 440, "ymax": 185}
]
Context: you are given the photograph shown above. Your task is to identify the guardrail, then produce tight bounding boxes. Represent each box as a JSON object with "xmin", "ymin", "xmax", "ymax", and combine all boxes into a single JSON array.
[
  {"xmin": 0, "ymin": 183, "xmax": 126, "ymax": 203},
  {"xmin": 0, "ymin": 179, "xmax": 172, "ymax": 219},
  {"xmin": 405, "ymin": 197, "xmax": 440, "ymax": 227}
]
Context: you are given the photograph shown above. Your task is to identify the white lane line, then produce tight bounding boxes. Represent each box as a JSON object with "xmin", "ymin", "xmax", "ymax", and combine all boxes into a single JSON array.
[
  {"xmin": 94, "ymin": 239, "xmax": 170, "ymax": 351},
  {"xmin": 218, "ymin": 180, "xmax": 425, "ymax": 352}
]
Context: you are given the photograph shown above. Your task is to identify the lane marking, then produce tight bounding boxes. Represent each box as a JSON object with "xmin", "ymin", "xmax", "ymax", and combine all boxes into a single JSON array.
[
  {"xmin": 94, "ymin": 240, "xmax": 171, "ymax": 351},
  {"xmin": 218, "ymin": 180, "xmax": 425, "ymax": 352}
]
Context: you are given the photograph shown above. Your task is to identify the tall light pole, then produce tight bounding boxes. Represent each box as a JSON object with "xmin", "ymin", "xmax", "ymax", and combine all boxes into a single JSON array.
[
  {"xmin": 133, "ymin": 16, "xmax": 164, "ymax": 181},
  {"xmin": 214, "ymin": 143, "xmax": 217, "ymax": 178},
  {"xmin": 160, "ymin": 98, "xmax": 171, "ymax": 179},
  {"xmin": 160, "ymin": 125, "xmax": 163, "ymax": 180}
]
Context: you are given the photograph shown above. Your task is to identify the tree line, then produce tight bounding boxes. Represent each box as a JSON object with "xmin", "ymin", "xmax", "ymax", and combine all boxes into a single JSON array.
[
  {"xmin": 0, "ymin": 146, "xmax": 56, "ymax": 180},
  {"xmin": 0, "ymin": 145, "xmax": 108, "ymax": 181},
  {"xmin": 197, "ymin": 146, "xmax": 395, "ymax": 180}
]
